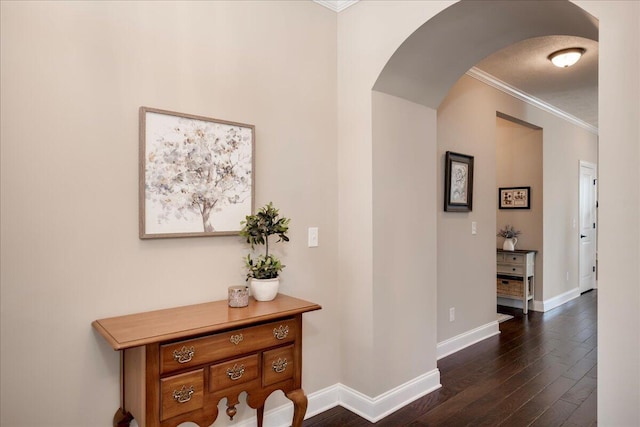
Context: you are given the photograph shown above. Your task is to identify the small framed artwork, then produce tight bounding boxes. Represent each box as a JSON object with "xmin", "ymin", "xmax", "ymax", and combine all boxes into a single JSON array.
[
  {"xmin": 499, "ymin": 186, "xmax": 531, "ymax": 209},
  {"xmin": 444, "ymin": 151, "xmax": 474, "ymax": 212},
  {"xmin": 139, "ymin": 107, "xmax": 255, "ymax": 239}
]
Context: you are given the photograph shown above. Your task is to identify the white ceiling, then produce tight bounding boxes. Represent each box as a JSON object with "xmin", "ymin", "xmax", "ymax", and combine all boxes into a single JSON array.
[
  {"xmin": 475, "ymin": 35, "xmax": 598, "ymax": 128},
  {"xmin": 315, "ymin": 0, "xmax": 598, "ymax": 131}
]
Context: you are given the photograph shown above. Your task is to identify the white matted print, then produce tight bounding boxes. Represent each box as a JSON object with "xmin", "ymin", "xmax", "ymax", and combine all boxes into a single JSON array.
[
  {"xmin": 499, "ymin": 186, "xmax": 530, "ymax": 209},
  {"xmin": 139, "ymin": 107, "xmax": 254, "ymax": 239},
  {"xmin": 444, "ymin": 151, "xmax": 474, "ymax": 212},
  {"xmin": 450, "ymin": 161, "xmax": 469, "ymax": 204}
]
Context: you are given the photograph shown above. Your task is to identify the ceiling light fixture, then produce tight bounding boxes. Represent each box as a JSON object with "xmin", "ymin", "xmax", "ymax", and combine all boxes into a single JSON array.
[{"xmin": 548, "ymin": 48, "xmax": 585, "ymax": 68}]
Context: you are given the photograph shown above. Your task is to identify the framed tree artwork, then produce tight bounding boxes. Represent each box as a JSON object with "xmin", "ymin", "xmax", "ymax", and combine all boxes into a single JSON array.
[
  {"xmin": 139, "ymin": 107, "xmax": 255, "ymax": 239},
  {"xmin": 444, "ymin": 151, "xmax": 474, "ymax": 212}
]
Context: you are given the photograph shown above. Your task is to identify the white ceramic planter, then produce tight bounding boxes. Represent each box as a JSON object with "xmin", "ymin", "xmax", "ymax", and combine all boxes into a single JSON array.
[
  {"xmin": 250, "ymin": 278, "xmax": 279, "ymax": 301},
  {"xmin": 503, "ymin": 237, "xmax": 517, "ymax": 251}
]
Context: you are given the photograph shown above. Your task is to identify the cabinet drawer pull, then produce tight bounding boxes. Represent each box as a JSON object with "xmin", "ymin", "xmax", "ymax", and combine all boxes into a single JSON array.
[
  {"xmin": 173, "ymin": 346, "xmax": 195, "ymax": 364},
  {"xmin": 272, "ymin": 357, "xmax": 288, "ymax": 373},
  {"xmin": 226, "ymin": 364, "xmax": 245, "ymax": 381},
  {"xmin": 172, "ymin": 385, "xmax": 194, "ymax": 403},
  {"xmin": 273, "ymin": 325, "xmax": 289, "ymax": 340},
  {"xmin": 230, "ymin": 334, "xmax": 243, "ymax": 345}
]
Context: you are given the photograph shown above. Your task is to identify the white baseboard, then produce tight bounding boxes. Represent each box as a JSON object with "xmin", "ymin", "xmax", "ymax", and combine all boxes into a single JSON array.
[
  {"xmin": 498, "ymin": 287, "xmax": 580, "ymax": 312},
  {"xmin": 338, "ymin": 369, "xmax": 441, "ymax": 422},
  {"xmin": 233, "ymin": 384, "xmax": 340, "ymax": 427},
  {"xmin": 233, "ymin": 369, "xmax": 441, "ymax": 426},
  {"xmin": 532, "ymin": 299, "xmax": 545, "ymax": 312},
  {"xmin": 540, "ymin": 287, "xmax": 580, "ymax": 312},
  {"xmin": 436, "ymin": 321, "xmax": 500, "ymax": 360}
]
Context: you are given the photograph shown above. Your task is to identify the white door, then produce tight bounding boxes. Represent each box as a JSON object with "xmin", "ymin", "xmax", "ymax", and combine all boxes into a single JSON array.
[{"xmin": 579, "ymin": 161, "xmax": 597, "ymax": 293}]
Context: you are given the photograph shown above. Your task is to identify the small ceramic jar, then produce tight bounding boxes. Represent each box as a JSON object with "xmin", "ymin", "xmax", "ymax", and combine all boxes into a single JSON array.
[{"xmin": 228, "ymin": 285, "xmax": 249, "ymax": 308}]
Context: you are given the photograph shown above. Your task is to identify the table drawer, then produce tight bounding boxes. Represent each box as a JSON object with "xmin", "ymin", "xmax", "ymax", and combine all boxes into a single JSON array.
[
  {"xmin": 209, "ymin": 354, "xmax": 259, "ymax": 392},
  {"xmin": 263, "ymin": 345, "xmax": 295, "ymax": 387},
  {"xmin": 161, "ymin": 318, "xmax": 297, "ymax": 374},
  {"xmin": 497, "ymin": 263, "xmax": 524, "ymax": 275},
  {"xmin": 503, "ymin": 253, "xmax": 525, "ymax": 264},
  {"xmin": 160, "ymin": 369, "xmax": 204, "ymax": 421}
]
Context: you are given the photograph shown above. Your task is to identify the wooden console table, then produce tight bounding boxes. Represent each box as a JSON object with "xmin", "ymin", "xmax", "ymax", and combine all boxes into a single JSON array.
[
  {"xmin": 93, "ymin": 294, "xmax": 321, "ymax": 427},
  {"xmin": 497, "ymin": 249, "xmax": 536, "ymax": 314}
]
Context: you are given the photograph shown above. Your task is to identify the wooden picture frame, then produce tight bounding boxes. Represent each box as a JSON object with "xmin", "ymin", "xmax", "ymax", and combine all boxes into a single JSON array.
[
  {"xmin": 444, "ymin": 151, "xmax": 474, "ymax": 212},
  {"xmin": 139, "ymin": 107, "xmax": 255, "ymax": 239},
  {"xmin": 499, "ymin": 186, "xmax": 531, "ymax": 209}
]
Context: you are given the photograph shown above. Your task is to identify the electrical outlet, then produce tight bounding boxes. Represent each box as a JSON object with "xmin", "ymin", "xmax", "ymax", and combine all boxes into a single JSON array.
[
  {"xmin": 471, "ymin": 221, "xmax": 477, "ymax": 235},
  {"xmin": 566, "ymin": 271, "xmax": 569, "ymax": 281},
  {"xmin": 308, "ymin": 227, "xmax": 319, "ymax": 247},
  {"xmin": 449, "ymin": 307, "xmax": 455, "ymax": 322}
]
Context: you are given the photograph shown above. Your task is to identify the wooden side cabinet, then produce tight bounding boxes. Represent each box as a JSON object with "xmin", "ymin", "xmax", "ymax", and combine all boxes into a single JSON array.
[
  {"xmin": 497, "ymin": 249, "xmax": 536, "ymax": 314},
  {"xmin": 93, "ymin": 294, "xmax": 321, "ymax": 427}
]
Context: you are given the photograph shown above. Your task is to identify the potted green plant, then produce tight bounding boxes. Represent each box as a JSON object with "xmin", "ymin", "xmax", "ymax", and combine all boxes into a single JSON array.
[
  {"xmin": 497, "ymin": 224, "xmax": 521, "ymax": 251},
  {"xmin": 239, "ymin": 202, "xmax": 290, "ymax": 301}
]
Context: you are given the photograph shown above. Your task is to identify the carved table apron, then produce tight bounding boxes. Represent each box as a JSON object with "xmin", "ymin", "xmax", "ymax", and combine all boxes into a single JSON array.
[{"xmin": 93, "ymin": 294, "xmax": 321, "ymax": 427}]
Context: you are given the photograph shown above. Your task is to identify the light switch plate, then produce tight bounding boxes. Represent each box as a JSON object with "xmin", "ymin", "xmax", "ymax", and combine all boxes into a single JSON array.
[{"xmin": 308, "ymin": 227, "xmax": 318, "ymax": 247}]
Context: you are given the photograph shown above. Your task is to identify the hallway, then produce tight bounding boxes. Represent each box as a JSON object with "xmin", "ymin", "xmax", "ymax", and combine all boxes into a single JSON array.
[{"xmin": 305, "ymin": 291, "xmax": 597, "ymax": 426}]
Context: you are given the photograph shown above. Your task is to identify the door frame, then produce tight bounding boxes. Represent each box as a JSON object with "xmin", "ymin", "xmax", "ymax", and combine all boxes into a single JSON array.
[{"xmin": 579, "ymin": 160, "xmax": 598, "ymax": 293}]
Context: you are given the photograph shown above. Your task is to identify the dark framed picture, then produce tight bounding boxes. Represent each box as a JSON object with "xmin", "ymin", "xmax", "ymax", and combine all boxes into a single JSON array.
[
  {"xmin": 444, "ymin": 151, "xmax": 474, "ymax": 212},
  {"xmin": 139, "ymin": 107, "xmax": 255, "ymax": 239},
  {"xmin": 499, "ymin": 186, "xmax": 531, "ymax": 209}
]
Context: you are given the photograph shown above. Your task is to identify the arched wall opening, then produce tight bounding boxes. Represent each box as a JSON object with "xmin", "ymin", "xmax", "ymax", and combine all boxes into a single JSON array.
[
  {"xmin": 338, "ymin": 1, "xmax": 637, "ymax": 423},
  {"xmin": 369, "ymin": 0, "xmax": 598, "ymax": 411},
  {"xmin": 373, "ymin": 1, "xmax": 598, "ymax": 110}
]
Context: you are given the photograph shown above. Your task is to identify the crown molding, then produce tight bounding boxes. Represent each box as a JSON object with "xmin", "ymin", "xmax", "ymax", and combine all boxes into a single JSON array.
[
  {"xmin": 466, "ymin": 67, "xmax": 599, "ymax": 135},
  {"xmin": 313, "ymin": 0, "xmax": 359, "ymax": 13}
]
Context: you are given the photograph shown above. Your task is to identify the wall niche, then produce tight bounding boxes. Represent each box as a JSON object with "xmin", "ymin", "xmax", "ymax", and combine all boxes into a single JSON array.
[{"xmin": 496, "ymin": 113, "xmax": 543, "ymax": 303}]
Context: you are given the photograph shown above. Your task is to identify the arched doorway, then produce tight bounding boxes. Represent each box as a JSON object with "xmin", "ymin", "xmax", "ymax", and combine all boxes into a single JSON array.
[
  {"xmin": 373, "ymin": 1, "xmax": 597, "ymax": 109},
  {"xmin": 336, "ymin": 2, "xmax": 638, "ymax": 423},
  {"xmin": 369, "ymin": 0, "xmax": 598, "ymax": 413}
]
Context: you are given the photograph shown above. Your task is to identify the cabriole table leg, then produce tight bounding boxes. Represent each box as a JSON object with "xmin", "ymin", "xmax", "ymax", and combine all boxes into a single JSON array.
[
  {"xmin": 113, "ymin": 408, "xmax": 133, "ymax": 427},
  {"xmin": 286, "ymin": 388, "xmax": 308, "ymax": 427},
  {"xmin": 257, "ymin": 406, "xmax": 264, "ymax": 427}
]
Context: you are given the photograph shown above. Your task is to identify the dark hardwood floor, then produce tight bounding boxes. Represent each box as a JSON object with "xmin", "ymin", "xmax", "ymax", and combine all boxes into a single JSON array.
[{"xmin": 304, "ymin": 290, "xmax": 597, "ymax": 427}]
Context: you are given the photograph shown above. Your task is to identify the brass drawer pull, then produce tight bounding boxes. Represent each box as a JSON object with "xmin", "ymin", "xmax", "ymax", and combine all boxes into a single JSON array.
[
  {"xmin": 273, "ymin": 325, "xmax": 289, "ymax": 340},
  {"xmin": 230, "ymin": 334, "xmax": 243, "ymax": 345},
  {"xmin": 272, "ymin": 357, "xmax": 288, "ymax": 373},
  {"xmin": 226, "ymin": 364, "xmax": 245, "ymax": 381},
  {"xmin": 173, "ymin": 346, "xmax": 195, "ymax": 364},
  {"xmin": 172, "ymin": 385, "xmax": 194, "ymax": 403}
]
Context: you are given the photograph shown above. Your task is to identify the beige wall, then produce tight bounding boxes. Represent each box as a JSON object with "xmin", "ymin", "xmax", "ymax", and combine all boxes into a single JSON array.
[
  {"xmin": 541, "ymin": 112, "xmax": 598, "ymax": 300},
  {"xmin": 0, "ymin": 1, "xmax": 338, "ymax": 425},
  {"xmin": 436, "ymin": 74, "xmax": 597, "ymax": 342},
  {"xmin": 496, "ymin": 117, "xmax": 543, "ymax": 301},
  {"xmin": 436, "ymin": 77, "xmax": 498, "ymax": 340},
  {"xmin": 347, "ymin": 0, "xmax": 640, "ymax": 418},
  {"xmin": 337, "ymin": 0, "xmax": 451, "ymax": 396},
  {"xmin": 575, "ymin": 1, "xmax": 640, "ymax": 424},
  {"xmin": 2, "ymin": 0, "xmax": 639, "ymax": 425},
  {"xmin": 372, "ymin": 91, "xmax": 438, "ymax": 392}
]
